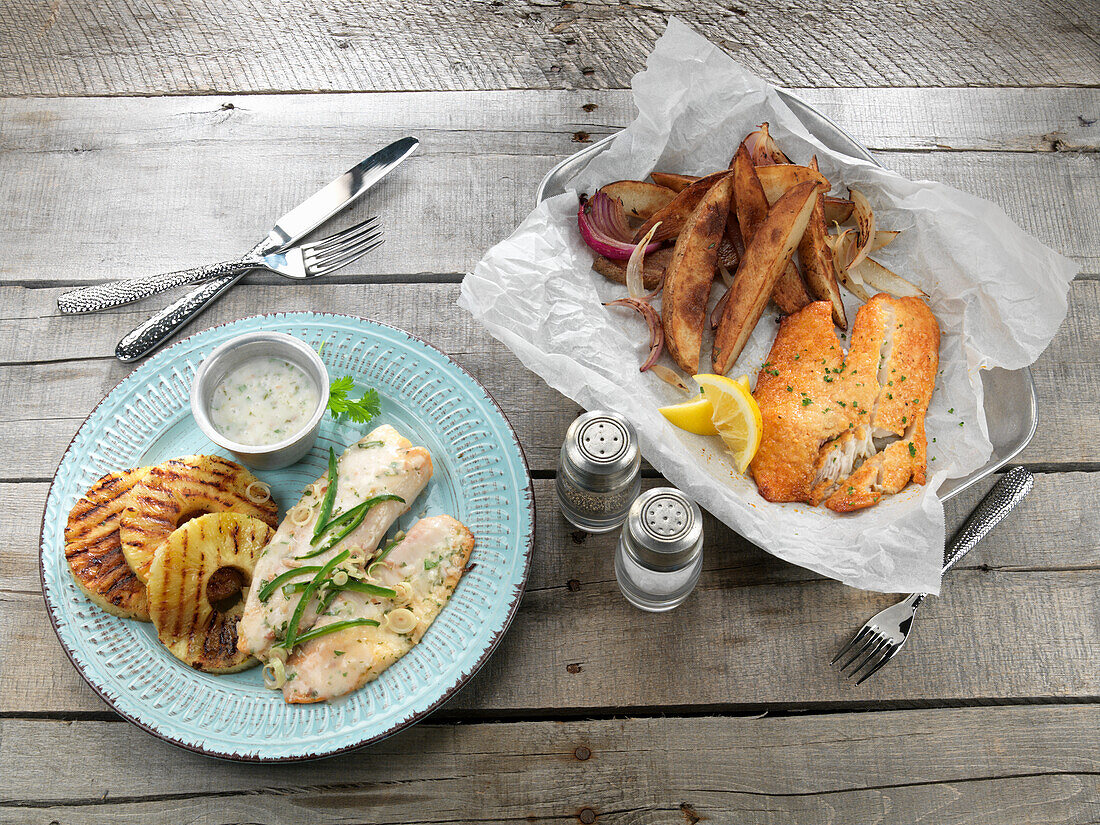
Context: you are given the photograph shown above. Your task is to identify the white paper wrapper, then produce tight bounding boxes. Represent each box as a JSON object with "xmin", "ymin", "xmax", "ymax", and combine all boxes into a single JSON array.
[{"xmin": 459, "ymin": 18, "xmax": 1077, "ymax": 594}]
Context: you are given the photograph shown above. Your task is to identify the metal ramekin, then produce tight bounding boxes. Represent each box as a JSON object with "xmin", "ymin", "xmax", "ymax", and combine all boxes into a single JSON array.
[{"xmin": 190, "ymin": 331, "xmax": 329, "ymax": 471}]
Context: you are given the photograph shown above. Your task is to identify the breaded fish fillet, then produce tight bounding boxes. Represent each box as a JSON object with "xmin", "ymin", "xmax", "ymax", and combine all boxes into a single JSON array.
[{"xmin": 750, "ymin": 295, "xmax": 939, "ymax": 511}]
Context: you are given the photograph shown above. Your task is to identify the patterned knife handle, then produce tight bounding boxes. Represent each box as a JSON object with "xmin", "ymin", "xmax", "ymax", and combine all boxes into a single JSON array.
[
  {"xmin": 57, "ymin": 258, "xmax": 258, "ymax": 315},
  {"xmin": 942, "ymin": 466, "xmax": 1034, "ymax": 574},
  {"xmin": 114, "ymin": 271, "xmax": 245, "ymax": 362}
]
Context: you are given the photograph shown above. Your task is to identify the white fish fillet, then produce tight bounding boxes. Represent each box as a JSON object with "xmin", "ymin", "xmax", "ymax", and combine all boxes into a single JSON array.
[
  {"xmin": 238, "ymin": 424, "xmax": 432, "ymax": 661},
  {"xmin": 282, "ymin": 514, "xmax": 474, "ymax": 703}
]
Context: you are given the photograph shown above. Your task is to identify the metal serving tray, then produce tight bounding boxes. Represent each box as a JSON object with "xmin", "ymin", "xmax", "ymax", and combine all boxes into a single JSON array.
[{"xmin": 536, "ymin": 89, "xmax": 1037, "ymax": 502}]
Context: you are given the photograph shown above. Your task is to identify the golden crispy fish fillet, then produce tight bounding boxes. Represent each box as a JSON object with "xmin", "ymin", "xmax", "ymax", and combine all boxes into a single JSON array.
[{"xmin": 750, "ymin": 295, "xmax": 939, "ymax": 511}]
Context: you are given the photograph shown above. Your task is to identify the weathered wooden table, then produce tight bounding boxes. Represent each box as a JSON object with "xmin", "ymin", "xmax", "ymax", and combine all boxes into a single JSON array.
[{"xmin": 2, "ymin": 3, "xmax": 1097, "ymax": 823}]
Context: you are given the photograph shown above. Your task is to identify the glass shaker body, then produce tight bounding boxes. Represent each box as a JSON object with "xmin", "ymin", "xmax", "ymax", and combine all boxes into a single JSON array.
[
  {"xmin": 614, "ymin": 487, "xmax": 703, "ymax": 612},
  {"xmin": 556, "ymin": 411, "xmax": 641, "ymax": 533}
]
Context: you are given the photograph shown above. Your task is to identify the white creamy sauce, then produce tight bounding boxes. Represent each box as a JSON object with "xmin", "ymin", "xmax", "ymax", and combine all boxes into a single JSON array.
[{"xmin": 209, "ymin": 356, "xmax": 319, "ymax": 446}]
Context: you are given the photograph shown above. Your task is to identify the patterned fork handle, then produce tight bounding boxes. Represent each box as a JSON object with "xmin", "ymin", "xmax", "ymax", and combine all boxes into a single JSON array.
[
  {"xmin": 907, "ymin": 466, "xmax": 1035, "ymax": 608},
  {"xmin": 942, "ymin": 466, "xmax": 1034, "ymax": 575},
  {"xmin": 57, "ymin": 258, "xmax": 259, "ymax": 314}
]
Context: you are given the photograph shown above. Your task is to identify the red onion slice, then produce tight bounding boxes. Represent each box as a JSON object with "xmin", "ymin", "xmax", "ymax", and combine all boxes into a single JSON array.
[
  {"xmin": 578, "ymin": 193, "xmax": 663, "ymax": 261},
  {"xmin": 604, "ymin": 297, "xmax": 664, "ymax": 371}
]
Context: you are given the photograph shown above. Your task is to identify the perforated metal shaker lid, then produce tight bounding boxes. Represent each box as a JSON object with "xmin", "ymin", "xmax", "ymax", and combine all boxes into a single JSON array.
[
  {"xmin": 625, "ymin": 487, "xmax": 703, "ymax": 569},
  {"xmin": 563, "ymin": 410, "xmax": 640, "ymax": 481}
]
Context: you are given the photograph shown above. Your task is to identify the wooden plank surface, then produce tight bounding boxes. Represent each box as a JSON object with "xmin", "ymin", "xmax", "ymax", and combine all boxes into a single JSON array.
[
  {"xmin": 4, "ymin": 471, "xmax": 1096, "ymax": 716},
  {"xmin": 2, "ymin": 92, "xmax": 1098, "ymax": 287},
  {"xmin": 1, "ymin": 1, "xmax": 1098, "ymax": 95},
  {"xmin": 2, "ymin": 706, "xmax": 1097, "ymax": 824},
  {"xmin": 0, "ymin": 279, "xmax": 1096, "ymax": 481}
]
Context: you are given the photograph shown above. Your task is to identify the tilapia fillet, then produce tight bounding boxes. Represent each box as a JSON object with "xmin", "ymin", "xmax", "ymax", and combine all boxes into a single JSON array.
[
  {"xmin": 750, "ymin": 295, "xmax": 940, "ymax": 511},
  {"xmin": 238, "ymin": 424, "xmax": 433, "ymax": 661},
  {"xmin": 283, "ymin": 514, "xmax": 475, "ymax": 703}
]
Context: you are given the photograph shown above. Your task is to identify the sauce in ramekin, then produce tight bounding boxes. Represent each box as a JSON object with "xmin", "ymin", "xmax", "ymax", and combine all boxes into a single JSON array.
[{"xmin": 209, "ymin": 356, "xmax": 320, "ymax": 446}]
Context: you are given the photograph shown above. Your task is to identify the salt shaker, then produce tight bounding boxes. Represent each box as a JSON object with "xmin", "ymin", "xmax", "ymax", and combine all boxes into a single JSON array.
[
  {"xmin": 614, "ymin": 487, "xmax": 703, "ymax": 612},
  {"xmin": 556, "ymin": 411, "xmax": 641, "ymax": 533}
]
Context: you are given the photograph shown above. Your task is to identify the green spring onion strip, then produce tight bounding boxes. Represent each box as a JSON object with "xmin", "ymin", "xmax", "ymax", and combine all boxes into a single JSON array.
[
  {"xmin": 283, "ymin": 577, "xmax": 397, "ymax": 601},
  {"xmin": 311, "ymin": 447, "xmax": 339, "ymax": 540},
  {"xmin": 316, "ymin": 586, "xmax": 340, "ymax": 616},
  {"xmin": 357, "ymin": 440, "xmax": 385, "ymax": 449},
  {"xmin": 292, "ymin": 618, "xmax": 379, "ymax": 647},
  {"xmin": 283, "ymin": 550, "xmax": 348, "ymax": 649},
  {"xmin": 298, "ymin": 494, "xmax": 404, "ymax": 559},
  {"xmin": 340, "ymin": 580, "xmax": 398, "ymax": 599},
  {"xmin": 258, "ymin": 566, "xmax": 321, "ymax": 602}
]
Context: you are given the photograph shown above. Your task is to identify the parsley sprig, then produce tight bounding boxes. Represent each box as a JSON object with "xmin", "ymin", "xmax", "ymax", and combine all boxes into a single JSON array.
[{"xmin": 327, "ymin": 376, "xmax": 381, "ymax": 424}]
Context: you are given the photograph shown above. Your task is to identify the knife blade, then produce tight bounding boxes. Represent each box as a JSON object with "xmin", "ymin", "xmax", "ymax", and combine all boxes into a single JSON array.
[{"xmin": 114, "ymin": 137, "xmax": 418, "ymax": 362}]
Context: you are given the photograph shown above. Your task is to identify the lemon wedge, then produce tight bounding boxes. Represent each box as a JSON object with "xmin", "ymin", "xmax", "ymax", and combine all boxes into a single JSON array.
[
  {"xmin": 693, "ymin": 373, "xmax": 763, "ymax": 473},
  {"xmin": 658, "ymin": 394, "xmax": 718, "ymax": 435}
]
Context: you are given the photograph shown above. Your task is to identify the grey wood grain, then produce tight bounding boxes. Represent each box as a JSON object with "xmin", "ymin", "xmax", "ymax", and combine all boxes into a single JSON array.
[
  {"xmin": 1, "ymin": 707, "xmax": 1097, "ymax": 824},
  {"xmin": 0, "ymin": 280, "xmax": 1095, "ymax": 480},
  {"xmin": 1, "ymin": 0, "xmax": 1098, "ymax": 95},
  {"xmin": 5, "ymin": 472, "xmax": 1096, "ymax": 715},
  {"xmin": 0, "ymin": 93, "xmax": 1097, "ymax": 288}
]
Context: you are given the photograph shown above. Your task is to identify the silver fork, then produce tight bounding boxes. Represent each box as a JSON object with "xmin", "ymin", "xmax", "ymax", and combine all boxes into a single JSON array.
[
  {"xmin": 833, "ymin": 466, "xmax": 1034, "ymax": 684},
  {"xmin": 57, "ymin": 216, "xmax": 382, "ymax": 315}
]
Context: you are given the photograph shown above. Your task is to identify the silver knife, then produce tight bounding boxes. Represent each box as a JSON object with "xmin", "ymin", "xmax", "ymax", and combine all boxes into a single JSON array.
[{"xmin": 111, "ymin": 136, "xmax": 419, "ymax": 362}]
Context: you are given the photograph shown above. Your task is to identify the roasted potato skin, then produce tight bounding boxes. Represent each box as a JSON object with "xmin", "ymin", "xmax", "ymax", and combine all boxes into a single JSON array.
[
  {"xmin": 712, "ymin": 179, "xmax": 823, "ymax": 375},
  {"xmin": 797, "ymin": 157, "xmax": 847, "ymax": 329},
  {"xmin": 598, "ymin": 180, "xmax": 677, "ymax": 220},
  {"xmin": 731, "ymin": 146, "xmax": 811, "ymax": 316},
  {"xmin": 662, "ymin": 173, "xmax": 734, "ymax": 373},
  {"xmin": 632, "ymin": 171, "xmax": 727, "ymax": 244},
  {"xmin": 592, "ymin": 247, "xmax": 673, "ymax": 289}
]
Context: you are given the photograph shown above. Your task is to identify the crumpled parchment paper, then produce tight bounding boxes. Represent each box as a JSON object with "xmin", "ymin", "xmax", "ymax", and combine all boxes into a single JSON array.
[{"xmin": 459, "ymin": 18, "xmax": 1077, "ymax": 594}]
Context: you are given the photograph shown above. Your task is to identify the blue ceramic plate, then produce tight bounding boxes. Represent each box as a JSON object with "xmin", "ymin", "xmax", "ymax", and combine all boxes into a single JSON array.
[{"xmin": 40, "ymin": 313, "xmax": 534, "ymax": 761}]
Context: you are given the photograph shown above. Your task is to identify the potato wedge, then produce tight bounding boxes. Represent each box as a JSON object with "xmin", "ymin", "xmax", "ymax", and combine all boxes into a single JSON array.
[
  {"xmin": 633, "ymin": 171, "xmax": 728, "ymax": 244},
  {"xmin": 823, "ymin": 196, "xmax": 854, "ymax": 225},
  {"xmin": 650, "ymin": 172, "xmax": 699, "ymax": 193},
  {"xmin": 854, "ymin": 257, "xmax": 927, "ymax": 298},
  {"xmin": 732, "ymin": 145, "xmax": 811, "ymax": 315},
  {"xmin": 599, "ymin": 180, "xmax": 677, "ymax": 221},
  {"xmin": 712, "ymin": 180, "xmax": 823, "ymax": 375},
  {"xmin": 662, "ymin": 174, "xmax": 735, "ymax": 373},
  {"xmin": 756, "ymin": 164, "xmax": 829, "ymax": 205},
  {"xmin": 593, "ymin": 247, "xmax": 674, "ymax": 290},
  {"xmin": 796, "ymin": 157, "xmax": 847, "ymax": 328}
]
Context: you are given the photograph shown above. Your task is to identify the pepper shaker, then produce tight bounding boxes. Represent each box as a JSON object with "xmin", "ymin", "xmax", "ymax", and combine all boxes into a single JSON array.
[
  {"xmin": 614, "ymin": 487, "xmax": 703, "ymax": 612},
  {"xmin": 556, "ymin": 410, "xmax": 641, "ymax": 533}
]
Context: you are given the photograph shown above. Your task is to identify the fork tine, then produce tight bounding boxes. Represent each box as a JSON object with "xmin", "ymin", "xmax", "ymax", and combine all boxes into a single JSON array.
[
  {"xmin": 303, "ymin": 216, "xmax": 380, "ymax": 254},
  {"xmin": 831, "ymin": 627, "xmax": 871, "ymax": 665},
  {"xmin": 840, "ymin": 632, "xmax": 881, "ymax": 671},
  {"xmin": 848, "ymin": 638, "xmax": 890, "ymax": 678},
  {"xmin": 856, "ymin": 645, "xmax": 900, "ymax": 684},
  {"xmin": 310, "ymin": 230, "xmax": 384, "ymax": 273},
  {"xmin": 309, "ymin": 237, "xmax": 385, "ymax": 276}
]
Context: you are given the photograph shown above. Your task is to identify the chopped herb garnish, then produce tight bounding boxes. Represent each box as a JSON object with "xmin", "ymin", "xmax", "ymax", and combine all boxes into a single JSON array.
[
  {"xmin": 424, "ymin": 558, "xmax": 440, "ymax": 570},
  {"xmin": 801, "ymin": 398, "xmax": 812, "ymax": 406},
  {"xmin": 908, "ymin": 443, "xmax": 916, "ymax": 457}
]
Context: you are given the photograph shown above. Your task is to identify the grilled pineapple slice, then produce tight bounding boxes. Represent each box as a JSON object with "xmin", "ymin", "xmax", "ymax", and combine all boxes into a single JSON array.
[
  {"xmin": 121, "ymin": 455, "xmax": 278, "ymax": 584},
  {"xmin": 147, "ymin": 512, "xmax": 274, "ymax": 673},
  {"xmin": 65, "ymin": 467, "xmax": 152, "ymax": 620}
]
